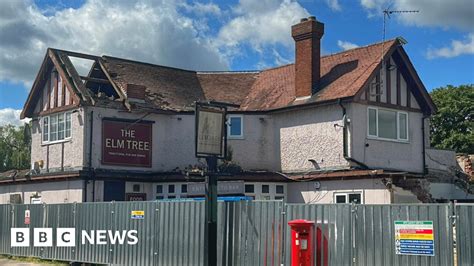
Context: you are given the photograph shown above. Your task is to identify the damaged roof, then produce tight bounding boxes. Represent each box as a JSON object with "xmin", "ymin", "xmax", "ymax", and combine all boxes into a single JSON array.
[{"xmin": 22, "ymin": 38, "xmax": 435, "ymax": 117}]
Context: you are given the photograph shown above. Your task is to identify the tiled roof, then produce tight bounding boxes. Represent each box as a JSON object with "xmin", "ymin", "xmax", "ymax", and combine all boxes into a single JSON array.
[
  {"xmin": 242, "ymin": 39, "xmax": 398, "ymax": 110},
  {"xmin": 98, "ymin": 39, "xmax": 398, "ymax": 111},
  {"xmin": 23, "ymin": 39, "xmax": 402, "ymax": 115}
]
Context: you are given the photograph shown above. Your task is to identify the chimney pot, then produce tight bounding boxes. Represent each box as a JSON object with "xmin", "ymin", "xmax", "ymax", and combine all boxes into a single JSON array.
[
  {"xmin": 300, "ymin": 18, "xmax": 308, "ymax": 22},
  {"xmin": 292, "ymin": 16, "xmax": 325, "ymax": 98}
]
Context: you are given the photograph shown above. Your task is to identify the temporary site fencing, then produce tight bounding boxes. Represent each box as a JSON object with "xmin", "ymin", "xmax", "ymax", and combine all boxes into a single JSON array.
[{"xmin": 0, "ymin": 201, "xmax": 472, "ymax": 266}]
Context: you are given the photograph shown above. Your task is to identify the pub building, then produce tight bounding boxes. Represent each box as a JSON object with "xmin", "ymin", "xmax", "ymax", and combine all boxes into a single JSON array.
[{"xmin": 1, "ymin": 17, "xmax": 459, "ymax": 204}]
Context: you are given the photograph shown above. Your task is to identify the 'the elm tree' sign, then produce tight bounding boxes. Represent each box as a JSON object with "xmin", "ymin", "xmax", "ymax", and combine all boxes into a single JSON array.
[{"xmin": 102, "ymin": 119, "xmax": 153, "ymax": 167}]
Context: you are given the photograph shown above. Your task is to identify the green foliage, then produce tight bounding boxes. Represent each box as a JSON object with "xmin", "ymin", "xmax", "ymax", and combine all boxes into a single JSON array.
[
  {"xmin": 430, "ymin": 84, "xmax": 474, "ymax": 153},
  {"xmin": 0, "ymin": 124, "xmax": 31, "ymax": 172}
]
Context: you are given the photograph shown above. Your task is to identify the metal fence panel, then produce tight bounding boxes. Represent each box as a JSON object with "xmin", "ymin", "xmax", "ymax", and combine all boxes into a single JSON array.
[
  {"xmin": 456, "ymin": 204, "xmax": 474, "ymax": 266},
  {"xmin": 0, "ymin": 202, "xmax": 472, "ymax": 266},
  {"xmin": 74, "ymin": 202, "xmax": 113, "ymax": 264},
  {"xmin": 220, "ymin": 201, "xmax": 283, "ymax": 266},
  {"xmin": 285, "ymin": 203, "xmax": 353, "ymax": 266},
  {"xmin": 355, "ymin": 204, "xmax": 454, "ymax": 266},
  {"xmin": 155, "ymin": 201, "xmax": 205, "ymax": 266},
  {"xmin": 0, "ymin": 204, "xmax": 11, "ymax": 254}
]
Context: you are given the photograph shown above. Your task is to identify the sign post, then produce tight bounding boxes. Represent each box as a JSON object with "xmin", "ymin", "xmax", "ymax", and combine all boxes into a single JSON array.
[{"xmin": 195, "ymin": 101, "xmax": 237, "ymax": 266}]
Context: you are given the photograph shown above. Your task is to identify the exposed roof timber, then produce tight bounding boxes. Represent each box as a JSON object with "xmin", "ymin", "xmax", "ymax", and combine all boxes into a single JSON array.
[
  {"xmin": 80, "ymin": 76, "xmax": 111, "ymax": 84},
  {"xmin": 97, "ymin": 58, "xmax": 129, "ymax": 108},
  {"xmin": 54, "ymin": 50, "xmax": 95, "ymax": 105},
  {"xmin": 50, "ymin": 48, "xmax": 99, "ymax": 61},
  {"xmin": 20, "ymin": 53, "xmax": 51, "ymax": 119}
]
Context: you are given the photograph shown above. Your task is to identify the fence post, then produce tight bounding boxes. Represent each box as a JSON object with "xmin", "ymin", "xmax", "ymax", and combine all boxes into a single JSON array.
[
  {"xmin": 451, "ymin": 201, "xmax": 458, "ymax": 266},
  {"xmin": 280, "ymin": 202, "xmax": 287, "ymax": 266},
  {"xmin": 350, "ymin": 203, "xmax": 358, "ymax": 266}
]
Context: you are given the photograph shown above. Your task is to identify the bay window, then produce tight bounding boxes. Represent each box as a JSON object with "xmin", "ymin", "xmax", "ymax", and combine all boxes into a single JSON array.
[
  {"xmin": 367, "ymin": 107, "xmax": 408, "ymax": 141},
  {"xmin": 42, "ymin": 112, "xmax": 72, "ymax": 143}
]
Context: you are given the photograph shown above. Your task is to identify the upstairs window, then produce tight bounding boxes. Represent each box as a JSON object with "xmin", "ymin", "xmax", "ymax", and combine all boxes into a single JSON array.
[
  {"xmin": 367, "ymin": 107, "xmax": 408, "ymax": 141},
  {"xmin": 42, "ymin": 112, "xmax": 72, "ymax": 144},
  {"xmin": 227, "ymin": 115, "xmax": 243, "ymax": 139}
]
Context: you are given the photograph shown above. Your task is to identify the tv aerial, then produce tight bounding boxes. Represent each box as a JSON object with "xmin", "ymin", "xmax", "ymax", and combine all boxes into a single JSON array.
[
  {"xmin": 381, "ymin": 6, "xmax": 419, "ymax": 61},
  {"xmin": 372, "ymin": 6, "xmax": 419, "ymax": 97}
]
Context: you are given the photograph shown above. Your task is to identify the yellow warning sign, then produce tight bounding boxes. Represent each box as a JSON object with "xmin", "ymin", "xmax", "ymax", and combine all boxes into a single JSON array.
[{"xmin": 131, "ymin": 210, "xmax": 145, "ymax": 219}]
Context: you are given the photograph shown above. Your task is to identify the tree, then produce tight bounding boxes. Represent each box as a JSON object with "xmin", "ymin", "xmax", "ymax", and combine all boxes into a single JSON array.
[
  {"xmin": 430, "ymin": 84, "xmax": 474, "ymax": 154},
  {"xmin": 0, "ymin": 124, "xmax": 31, "ymax": 172}
]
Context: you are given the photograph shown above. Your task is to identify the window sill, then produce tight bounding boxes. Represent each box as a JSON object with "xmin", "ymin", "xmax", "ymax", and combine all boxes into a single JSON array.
[
  {"xmin": 366, "ymin": 136, "xmax": 409, "ymax": 144},
  {"xmin": 228, "ymin": 136, "xmax": 244, "ymax": 140},
  {"xmin": 42, "ymin": 138, "xmax": 72, "ymax": 146}
]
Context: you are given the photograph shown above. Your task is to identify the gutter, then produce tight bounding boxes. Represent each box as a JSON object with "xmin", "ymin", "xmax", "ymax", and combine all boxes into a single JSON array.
[{"xmin": 338, "ymin": 100, "xmax": 369, "ymax": 169}]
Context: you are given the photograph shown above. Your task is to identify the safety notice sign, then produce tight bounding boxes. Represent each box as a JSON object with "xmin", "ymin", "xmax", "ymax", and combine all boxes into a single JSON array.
[{"xmin": 394, "ymin": 221, "xmax": 434, "ymax": 256}]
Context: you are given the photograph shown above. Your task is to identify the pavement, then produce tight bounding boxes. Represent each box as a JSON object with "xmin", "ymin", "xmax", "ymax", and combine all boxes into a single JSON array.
[{"xmin": 0, "ymin": 258, "xmax": 62, "ymax": 266}]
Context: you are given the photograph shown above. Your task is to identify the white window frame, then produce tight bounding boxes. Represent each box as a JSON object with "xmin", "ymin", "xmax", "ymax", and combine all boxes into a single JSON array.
[
  {"xmin": 334, "ymin": 191, "xmax": 364, "ymax": 204},
  {"xmin": 42, "ymin": 111, "xmax": 72, "ymax": 145},
  {"xmin": 367, "ymin": 107, "xmax": 409, "ymax": 142},
  {"xmin": 227, "ymin": 114, "xmax": 244, "ymax": 139}
]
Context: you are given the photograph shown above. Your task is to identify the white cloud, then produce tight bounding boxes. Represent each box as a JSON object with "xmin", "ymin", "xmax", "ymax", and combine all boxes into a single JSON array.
[
  {"xmin": 217, "ymin": 0, "xmax": 309, "ymax": 53},
  {"xmin": 337, "ymin": 40, "xmax": 359, "ymax": 51},
  {"xmin": 181, "ymin": 2, "xmax": 222, "ymax": 16},
  {"xmin": 427, "ymin": 34, "xmax": 474, "ymax": 59},
  {"xmin": 0, "ymin": 108, "xmax": 30, "ymax": 127},
  {"xmin": 359, "ymin": 0, "xmax": 474, "ymax": 31},
  {"xmin": 0, "ymin": 0, "xmax": 229, "ymax": 86},
  {"xmin": 325, "ymin": 0, "xmax": 341, "ymax": 11}
]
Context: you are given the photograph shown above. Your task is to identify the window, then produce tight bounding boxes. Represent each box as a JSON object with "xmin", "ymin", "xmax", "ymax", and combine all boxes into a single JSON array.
[
  {"xmin": 275, "ymin": 196, "xmax": 284, "ymax": 200},
  {"xmin": 276, "ymin": 185, "xmax": 284, "ymax": 194},
  {"xmin": 227, "ymin": 115, "xmax": 243, "ymax": 138},
  {"xmin": 156, "ymin": 185, "xmax": 163, "ymax": 194},
  {"xmin": 43, "ymin": 117, "xmax": 49, "ymax": 142},
  {"xmin": 181, "ymin": 184, "xmax": 187, "ymax": 193},
  {"xmin": 42, "ymin": 112, "xmax": 72, "ymax": 143},
  {"xmin": 245, "ymin": 184, "xmax": 254, "ymax": 193},
  {"xmin": 367, "ymin": 107, "xmax": 408, "ymax": 141},
  {"xmin": 156, "ymin": 196, "xmax": 164, "ymax": 200},
  {"xmin": 262, "ymin": 185, "xmax": 269, "ymax": 194},
  {"xmin": 132, "ymin": 184, "xmax": 140, "ymax": 192},
  {"xmin": 168, "ymin": 185, "xmax": 175, "ymax": 194},
  {"xmin": 334, "ymin": 192, "xmax": 362, "ymax": 204}
]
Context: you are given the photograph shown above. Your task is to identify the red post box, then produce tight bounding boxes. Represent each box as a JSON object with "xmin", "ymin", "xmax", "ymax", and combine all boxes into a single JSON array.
[{"xmin": 288, "ymin": 219, "xmax": 315, "ymax": 266}]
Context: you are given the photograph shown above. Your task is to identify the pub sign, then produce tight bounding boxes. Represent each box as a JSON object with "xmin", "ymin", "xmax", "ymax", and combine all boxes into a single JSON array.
[{"xmin": 102, "ymin": 119, "xmax": 153, "ymax": 167}]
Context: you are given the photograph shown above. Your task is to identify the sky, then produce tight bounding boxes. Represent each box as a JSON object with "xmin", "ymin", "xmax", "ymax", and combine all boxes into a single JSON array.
[{"xmin": 0, "ymin": 0, "xmax": 473, "ymax": 126}]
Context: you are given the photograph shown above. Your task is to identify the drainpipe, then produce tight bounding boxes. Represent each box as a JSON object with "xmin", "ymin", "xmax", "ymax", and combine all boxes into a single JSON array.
[
  {"xmin": 338, "ymin": 99, "xmax": 369, "ymax": 169},
  {"xmin": 421, "ymin": 114, "xmax": 429, "ymax": 175}
]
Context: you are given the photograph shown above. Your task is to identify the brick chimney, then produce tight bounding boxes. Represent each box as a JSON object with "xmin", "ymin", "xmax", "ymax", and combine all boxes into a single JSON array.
[{"xmin": 292, "ymin": 16, "xmax": 324, "ymax": 98}]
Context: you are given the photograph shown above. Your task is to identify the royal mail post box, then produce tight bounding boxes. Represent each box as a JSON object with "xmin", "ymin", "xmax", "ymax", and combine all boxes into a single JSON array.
[{"xmin": 288, "ymin": 219, "xmax": 314, "ymax": 266}]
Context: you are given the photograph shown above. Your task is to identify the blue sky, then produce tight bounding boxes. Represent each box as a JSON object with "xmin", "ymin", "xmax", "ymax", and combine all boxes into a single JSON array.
[{"xmin": 0, "ymin": 0, "xmax": 473, "ymax": 125}]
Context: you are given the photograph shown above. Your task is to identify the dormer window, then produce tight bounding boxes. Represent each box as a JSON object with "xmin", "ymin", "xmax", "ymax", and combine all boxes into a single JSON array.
[{"xmin": 42, "ymin": 112, "xmax": 72, "ymax": 144}]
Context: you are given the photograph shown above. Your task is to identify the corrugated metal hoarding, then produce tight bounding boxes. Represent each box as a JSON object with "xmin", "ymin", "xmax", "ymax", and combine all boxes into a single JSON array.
[
  {"xmin": 0, "ymin": 201, "xmax": 472, "ymax": 265},
  {"xmin": 456, "ymin": 204, "xmax": 474, "ymax": 266}
]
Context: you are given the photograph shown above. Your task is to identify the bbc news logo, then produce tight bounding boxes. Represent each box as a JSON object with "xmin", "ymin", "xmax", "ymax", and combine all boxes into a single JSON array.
[{"xmin": 11, "ymin": 228, "xmax": 138, "ymax": 247}]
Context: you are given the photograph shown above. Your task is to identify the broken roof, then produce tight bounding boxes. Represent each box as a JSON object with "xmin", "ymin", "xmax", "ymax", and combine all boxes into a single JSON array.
[{"xmin": 21, "ymin": 38, "xmax": 436, "ymax": 118}]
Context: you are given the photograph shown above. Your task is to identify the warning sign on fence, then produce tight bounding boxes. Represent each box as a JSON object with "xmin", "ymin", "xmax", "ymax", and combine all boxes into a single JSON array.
[
  {"xmin": 394, "ymin": 221, "xmax": 434, "ymax": 256},
  {"xmin": 24, "ymin": 210, "xmax": 30, "ymax": 225},
  {"xmin": 131, "ymin": 210, "xmax": 145, "ymax": 220}
]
